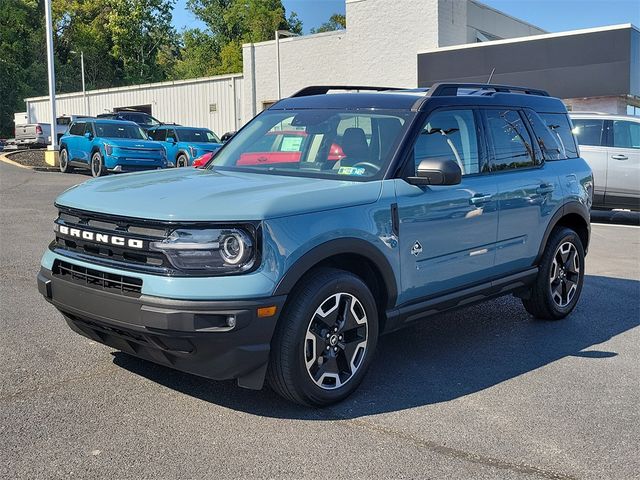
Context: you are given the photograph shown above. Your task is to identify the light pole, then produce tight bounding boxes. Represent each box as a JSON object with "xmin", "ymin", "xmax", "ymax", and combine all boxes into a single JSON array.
[
  {"xmin": 275, "ymin": 30, "xmax": 299, "ymax": 100},
  {"xmin": 71, "ymin": 50, "xmax": 88, "ymax": 115},
  {"xmin": 44, "ymin": 0, "xmax": 58, "ymax": 164}
]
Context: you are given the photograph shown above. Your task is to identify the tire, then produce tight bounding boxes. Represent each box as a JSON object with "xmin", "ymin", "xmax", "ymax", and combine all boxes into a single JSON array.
[
  {"xmin": 176, "ymin": 154, "xmax": 188, "ymax": 168},
  {"xmin": 522, "ymin": 227, "xmax": 585, "ymax": 320},
  {"xmin": 268, "ymin": 268, "xmax": 379, "ymax": 406},
  {"xmin": 90, "ymin": 151, "xmax": 106, "ymax": 177},
  {"xmin": 59, "ymin": 148, "xmax": 73, "ymax": 173}
]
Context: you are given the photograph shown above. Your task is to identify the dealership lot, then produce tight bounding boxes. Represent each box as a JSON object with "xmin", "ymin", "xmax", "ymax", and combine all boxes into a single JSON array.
[{"xmin": 1, "ymin": 161, "xmax": 638, "ymax": 479}]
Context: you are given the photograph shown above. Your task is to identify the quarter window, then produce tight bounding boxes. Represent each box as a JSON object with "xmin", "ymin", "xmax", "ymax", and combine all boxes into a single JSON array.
[
  {"xmin": 540, "ymin": 113, "xmax": 579, "ymax": 158},
  {"xmin": 612, "ymin": 120, "xmax": 640, "ymax": 149},
  {"xmin": 484, "ymin": 109, "xmax": 535, "ymax": 171},
  {"xmin": 413, "ymin": 109, "xmax": 481, "ymax": 176},
  {"xmin": 571, "ymin": 119, "xmax": 605, "ymax": 147}
]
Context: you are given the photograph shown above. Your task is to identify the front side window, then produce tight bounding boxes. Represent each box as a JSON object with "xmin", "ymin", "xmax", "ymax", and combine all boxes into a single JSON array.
[
  {"xmin": 484, "ymin": 109, "xmax": 535, "ymax": 171},
  {"xmin": 148, "ymin": 128, "xmax": 166, "ymax": 141},
  {"xmin": 540, "ymin": 113, "xmax": 579, "ymax": 158},
  {"xmin": 210, "ymin": 109, "xmax": 412, "ymax": 180},
  {"xmin": 571, "ymin": 119, "xmax": 605, "ymax": 147},
  {"xmin": 69, "ymin": 122, "xmax": 85, "ymax": 136},
  {"xmin": 612, "ymin": 120, "xmax": 640, "ymax": 149},
  {"xmin": 413, "ymin": 109, "xmax": 482, "ymax": 176},
  {"xmin": 94, "ymin": 122, "xmax": 147, "ymax": 140}
]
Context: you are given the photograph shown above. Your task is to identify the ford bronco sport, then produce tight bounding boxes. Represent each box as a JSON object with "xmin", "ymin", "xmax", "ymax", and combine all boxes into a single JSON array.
[{"xmin": 38, "ymin": 84, "xmax": 593, "ymax": 406}]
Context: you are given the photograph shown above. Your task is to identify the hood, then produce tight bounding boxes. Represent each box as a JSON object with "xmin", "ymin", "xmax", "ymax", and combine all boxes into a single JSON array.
[
  {"xmin": 55, "ymin": 168, "xmax": 382, "ymax": 221},
  {"xmin": 108, "ymin": 138, "xmax": 163, "ymax": 149}
]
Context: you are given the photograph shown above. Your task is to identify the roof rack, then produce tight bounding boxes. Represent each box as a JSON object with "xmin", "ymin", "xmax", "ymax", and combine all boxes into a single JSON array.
[
  {"xmin": 290, "ymin": 85, "xmax": 405, "ymax": 98},
  {"xmin": 426, "ymin": 83, "xmax": 550, "ymax": 97}
]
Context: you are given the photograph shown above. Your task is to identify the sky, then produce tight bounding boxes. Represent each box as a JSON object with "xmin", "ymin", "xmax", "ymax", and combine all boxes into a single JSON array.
[{"xmin": 171, "ymin": 0, "xmax": 640, "ymax": 33}]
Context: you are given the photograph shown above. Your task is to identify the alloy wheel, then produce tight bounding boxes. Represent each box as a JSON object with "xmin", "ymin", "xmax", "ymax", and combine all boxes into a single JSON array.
[
  {"xmin": 549, "ymin": 241, "xmax": 580, "ymax": 308},
  {"xmin": 304, "ymin": 292, "xmax": 368, "ymax": 390}
]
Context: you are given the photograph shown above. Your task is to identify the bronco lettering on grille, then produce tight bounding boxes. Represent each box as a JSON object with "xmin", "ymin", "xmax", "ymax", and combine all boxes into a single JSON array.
[{"xmin": 58, "ymin": 225, "xmax": 144, "ymax": 249}]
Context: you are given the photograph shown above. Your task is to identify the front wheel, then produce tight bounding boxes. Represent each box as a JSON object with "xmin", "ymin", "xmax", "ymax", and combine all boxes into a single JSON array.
[
  {"xmin": 90, "ymin": 151, "xmax": 106, "ymax": 177},
  {"xmin": 176, "ymin": 154, "xmax": 188, "ymax": 168},
  {"xmin": 268, "ymin": 268, "xmax": 379, "ymax": 406},
  {"xmin": 522, "ymin": 227, "xmax": 585, "ymax": 320}
]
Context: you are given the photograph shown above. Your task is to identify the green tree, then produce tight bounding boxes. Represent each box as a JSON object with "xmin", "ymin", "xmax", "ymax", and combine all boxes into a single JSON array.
[{"xmin": 310, "ymin": 13, "xmax": 345, "ymax": 34}]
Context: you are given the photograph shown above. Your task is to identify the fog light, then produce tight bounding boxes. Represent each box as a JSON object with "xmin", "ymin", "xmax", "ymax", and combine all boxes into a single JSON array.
[{"xmin": 226, "ymin": 316, "xmax": 236, "ymax": 328}]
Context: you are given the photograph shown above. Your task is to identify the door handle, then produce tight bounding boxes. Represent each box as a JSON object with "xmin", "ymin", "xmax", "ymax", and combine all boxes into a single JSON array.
[
  {"xmin": 470, "ymin": 193, "xmax": 493, "ymax": 205},
  {"xmin": 536, "ymin": 184, "xmax": 555, "ymax": 195},
  {"xmin": 611, "ymin": 154, "xmax": 628, "ymax": 160}
]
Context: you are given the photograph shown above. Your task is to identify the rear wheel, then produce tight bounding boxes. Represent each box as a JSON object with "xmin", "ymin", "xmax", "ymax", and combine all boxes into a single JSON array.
[
  {"xmin": 522, "ymin": 227, "xmax": 585, "ymax": 320},
  {"xmin": 90, "ymin": 151, "xmax": 106, "ymax": 177},
  {"xmin": 59, "ymin": 148, "xmax": 73, "ymax": 173},
  {"xmin": 176, "ymin": 154, "xmax": 188, "ymax": 168},
  {"xmin": 268, "ymin": 268, "xmax": 379, "ymax": 406}
]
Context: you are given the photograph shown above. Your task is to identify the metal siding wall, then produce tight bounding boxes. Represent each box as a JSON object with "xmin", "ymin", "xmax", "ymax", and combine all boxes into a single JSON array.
[{"xmin": 26, "ymin": 75, "xmax": 243, "ymax": 136}]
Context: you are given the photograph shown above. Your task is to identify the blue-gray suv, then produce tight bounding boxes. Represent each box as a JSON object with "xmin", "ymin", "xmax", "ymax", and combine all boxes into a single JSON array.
[{"xmin": 38, "ymin": 84, "xmax": 593, "ymax": 406}]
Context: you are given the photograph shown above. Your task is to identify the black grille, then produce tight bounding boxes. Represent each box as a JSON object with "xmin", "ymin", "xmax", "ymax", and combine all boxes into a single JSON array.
[{"xmin": 53, "ymin": 260, "xmax": 143, "ymax": 297}]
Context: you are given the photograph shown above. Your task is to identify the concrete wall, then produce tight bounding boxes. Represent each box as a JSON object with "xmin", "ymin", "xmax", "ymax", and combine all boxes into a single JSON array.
[
  {"xmin": 25, "ymin": 74, "xmax": 243, "ymax": 136},
  {"xmin": 242, "ymin": 0, "xmax": 544, "ymax": 121}
]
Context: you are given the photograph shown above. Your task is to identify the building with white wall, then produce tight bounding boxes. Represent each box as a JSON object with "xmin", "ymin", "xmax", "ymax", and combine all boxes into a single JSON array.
[{"xmin": 242, "ymin": 0, "xmax": 544, "ymax": 119}]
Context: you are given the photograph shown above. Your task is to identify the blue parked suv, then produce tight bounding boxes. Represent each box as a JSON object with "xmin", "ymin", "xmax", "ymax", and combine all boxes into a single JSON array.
[
  {"xmin": 59, "ymin": 119, "xmax": 167, "ymax": 177},
  {"xmin": 38, "ymin": 84, "xmax": 592, "ymax": 406},
  {"xmin": 148, "ymin": 125, "xmax": 223, "ymax": 167}
]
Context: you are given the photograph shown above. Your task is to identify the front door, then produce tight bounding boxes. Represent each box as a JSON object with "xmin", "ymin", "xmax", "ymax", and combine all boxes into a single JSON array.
[
  {"xmin": 395, "ymin": 108, "xmax": 499, "ymax": 305},
  {"xmin": 606, "ymin": 119, "xmax": 640, "ymax": 208}
]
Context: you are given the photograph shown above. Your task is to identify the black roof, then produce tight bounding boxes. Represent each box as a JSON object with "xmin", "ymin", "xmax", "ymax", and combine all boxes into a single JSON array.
[{"xmin": 270, "ymin": 83, "xmax": 568, "ymax": 114}]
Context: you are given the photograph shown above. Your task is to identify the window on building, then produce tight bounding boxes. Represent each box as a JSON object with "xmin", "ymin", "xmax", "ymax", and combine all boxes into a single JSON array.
[
  {"xmin": 540, "ymin": 113, "xmax": 579, "ymax": 158},
  {"xmin": 571, "ymin": 119, "xmax": 605, "ymax": 147},
  {"xmin": 612, "ymin": 120, "xmax": 640, "ymax": 149},
  {"xmin": 414, "ymin": 109, "xmax": 481, "ymax": 176},
  {"xmin": 484, "ymin": 109, "xmax": 535, "ymax": 170}
]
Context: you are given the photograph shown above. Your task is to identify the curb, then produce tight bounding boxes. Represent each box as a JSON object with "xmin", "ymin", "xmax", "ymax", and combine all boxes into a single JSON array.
[{"xmin": 0, "ymin": 151, "xmax": 59, "ymax": 172}]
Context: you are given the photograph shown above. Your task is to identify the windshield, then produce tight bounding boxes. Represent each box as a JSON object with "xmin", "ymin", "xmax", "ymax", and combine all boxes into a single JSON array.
[
  {"xmin": 209, "ymin": 109, "xmax": 413, "ymax": 180},
  {"xmin": 95, "ymin": 122, "xmax": 148, "ymax": 140},
  {"xmin": 178, "ymin": 129, "xmax": 220, "ymax": 143}
]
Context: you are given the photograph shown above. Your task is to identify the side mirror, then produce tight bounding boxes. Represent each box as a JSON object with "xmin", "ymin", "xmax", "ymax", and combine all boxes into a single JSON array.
[
  {"xmin": 83, "ymin": 132, "xmax": 93, "ymax": 140},
  {"xmin": 221, "ymin": 131, "xmax": 236, "ymax": 143},
  {"xmin": 166, "ymin": 137, "xmax": 176, "ymax": 143},
  {"xmin": 407, "ymin": 157, "xmax": 462, "ymax": 186}
]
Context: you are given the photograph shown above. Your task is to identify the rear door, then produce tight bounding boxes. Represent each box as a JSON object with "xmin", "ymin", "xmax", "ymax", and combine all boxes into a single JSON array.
[
  {"xmin": 484, "ymin": 108, "xmax": 564, "ymax": 275},
  {"xmin": 571, "ymin": 117, "xmax": 607, "ymax": 204},
  {"xmin": 606, "ymin": 119, "xmax": 640, "ymax": 208}
]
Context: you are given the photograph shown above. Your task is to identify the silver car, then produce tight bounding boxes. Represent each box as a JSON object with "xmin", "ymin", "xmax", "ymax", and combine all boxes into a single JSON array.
[{"xmin": 570, "ymin": 113, "xmax": 640, "ymax": 211}]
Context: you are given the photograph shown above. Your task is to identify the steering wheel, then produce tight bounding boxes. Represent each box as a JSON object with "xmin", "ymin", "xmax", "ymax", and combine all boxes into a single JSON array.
[{"xmin": 351, "ymin": 162, "xmax": 381, "ymax": 173}]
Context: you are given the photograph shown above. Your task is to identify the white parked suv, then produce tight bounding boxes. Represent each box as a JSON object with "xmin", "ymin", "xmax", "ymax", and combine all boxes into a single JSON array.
[{"xmin": 570, "ymin": 112, "xmax": 639, "ymax": 211}]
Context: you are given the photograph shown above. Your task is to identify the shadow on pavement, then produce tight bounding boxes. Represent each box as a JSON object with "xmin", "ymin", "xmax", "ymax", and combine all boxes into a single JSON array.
[
  {"xmin": 112, "ymin": 274, "xmax": 639, "ymax": 419},
  {"xmin": 591, "ymin": 209, "xmax": 639, "ymax": 226}
]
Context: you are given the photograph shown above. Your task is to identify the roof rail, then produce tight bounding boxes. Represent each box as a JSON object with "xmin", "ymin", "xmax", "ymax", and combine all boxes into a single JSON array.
[
  {"xmin": 290, "ymin": 85, "xmax": 405, "ymax": 98},
  {"xmin": 426, "ymin": 83, "xmax": 550, "ymax": 97}
]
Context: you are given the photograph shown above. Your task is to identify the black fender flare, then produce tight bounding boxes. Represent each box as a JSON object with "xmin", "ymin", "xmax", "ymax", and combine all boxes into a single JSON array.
[
  {"xmin": 535, "ymin": 201, "xmax": 591, "ymax": 264},
  {"xmin": 272, "ymin": 238, "xmax": 398, "ymax": 309}
]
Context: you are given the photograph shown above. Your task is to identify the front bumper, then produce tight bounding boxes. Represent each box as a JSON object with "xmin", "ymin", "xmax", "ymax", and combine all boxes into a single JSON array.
[{"xmin": 37, "ymin": 267, "xmax": 286, "ymax": 389}]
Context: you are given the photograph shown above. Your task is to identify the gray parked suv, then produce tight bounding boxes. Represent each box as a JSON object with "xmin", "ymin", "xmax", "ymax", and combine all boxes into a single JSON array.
[{"xmin": 570, "ymin": 113, "xmax": 640, "ymax": 211}]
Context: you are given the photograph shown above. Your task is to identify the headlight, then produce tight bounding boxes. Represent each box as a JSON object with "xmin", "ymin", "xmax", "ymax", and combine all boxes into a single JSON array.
[
  {"xmin": 150, "ymin": 228, "xmax": 256, "ymax": 273},
  {"xmin": 105, "ymin": 144, "xmax": 113, "ymax": 155}
]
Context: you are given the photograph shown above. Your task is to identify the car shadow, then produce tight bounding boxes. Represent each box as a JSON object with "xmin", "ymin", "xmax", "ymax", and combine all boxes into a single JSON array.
[
  {"xmin": 112, "ymin": 274, "xmax": 639, "ymax": 419},
  {"xmin": 591, "ymin": 209, "xmax": 639, "ymax": 226}
]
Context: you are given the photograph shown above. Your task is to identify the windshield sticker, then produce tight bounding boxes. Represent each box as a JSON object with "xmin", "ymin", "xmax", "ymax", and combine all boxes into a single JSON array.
[
  {"xmin": 280, "ymin": 137, "xmax": 304, "ymax": 152},
  {"xmin": 337, "ymin": 166, "xmax": 366, "ymax": 176}
]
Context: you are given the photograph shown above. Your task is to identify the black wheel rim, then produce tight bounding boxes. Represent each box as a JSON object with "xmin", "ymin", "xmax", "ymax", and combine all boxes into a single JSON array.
[
  {"xmin": 549, "ymin": 241, "xmax": 580, "ymax": 308},
  {"xmin": 92, "ymin": 155, "xmax": 100, "ymax": 176},
  {"xmin": 304, "ymin": 292, "xmax": 368, "ymax": 390}
]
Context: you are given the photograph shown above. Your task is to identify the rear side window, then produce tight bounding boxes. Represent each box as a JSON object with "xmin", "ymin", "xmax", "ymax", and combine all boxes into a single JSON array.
[
  {"xmin": 69, "ymin": 122, "xmax": 85, "ymax": 136},
  {"xmin": 571, "ymin": 119, "xmax": 605, "ymax": 147},
  {"xmin": 484, "ymin": 109, "xmax": 535, "ymax": 171},
  {"xmin": 612, "ymin": 120, "xmax": 640, "ymax": 149},
  {"xmin": 414, "ymin": 109, "xmax": 482, "ymax": 176},
  {"xmin": 540, "ymin": 113, "xmax": 579, "ymax": 158}
]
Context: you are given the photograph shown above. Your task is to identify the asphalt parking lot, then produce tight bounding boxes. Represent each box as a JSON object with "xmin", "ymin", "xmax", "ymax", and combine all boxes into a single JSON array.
[{"xmin": 1, "ymin": 161, "xmax": 638, "ymax": 480}]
